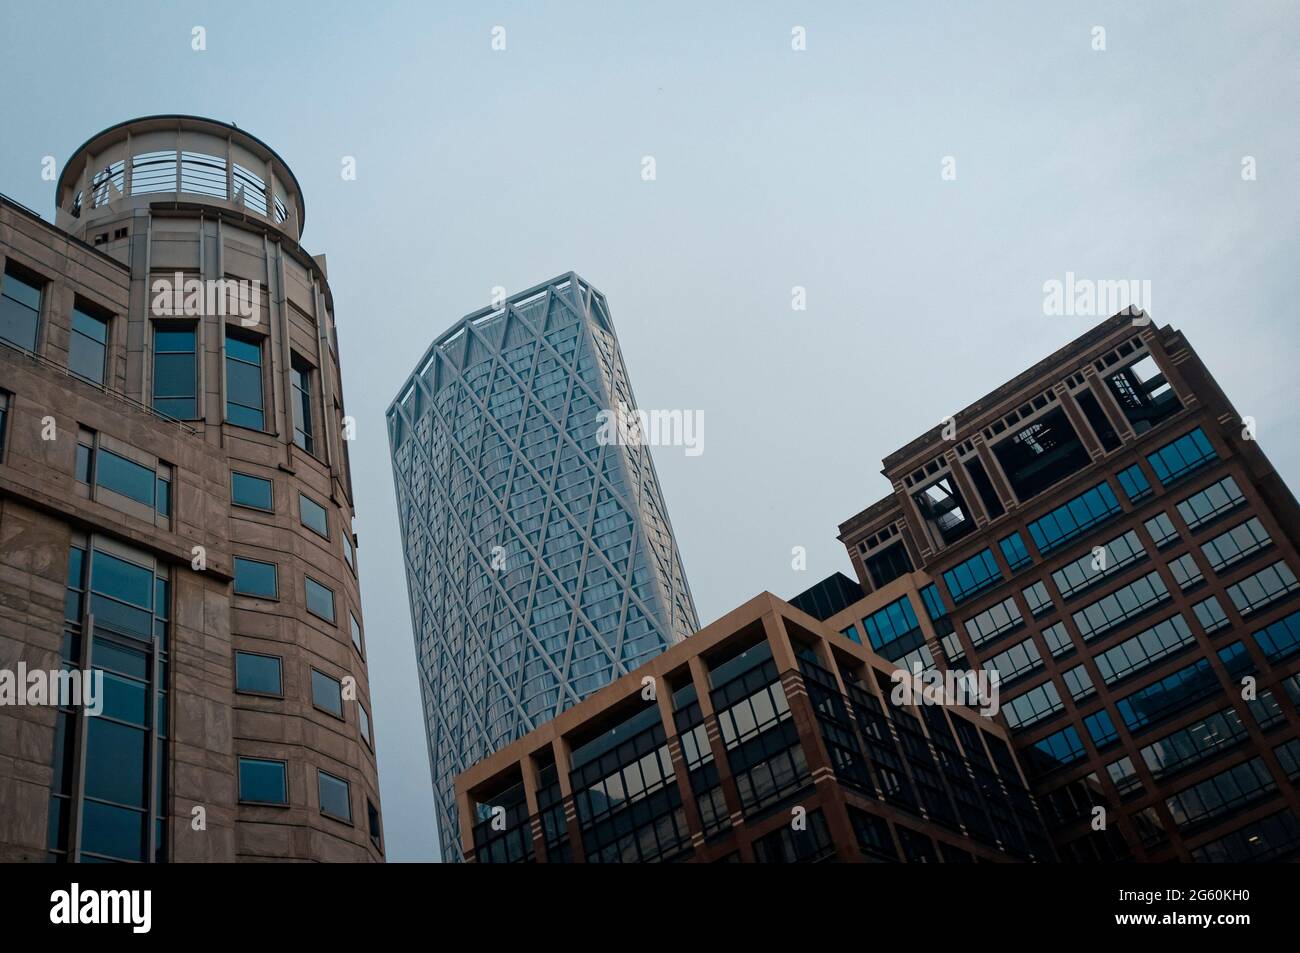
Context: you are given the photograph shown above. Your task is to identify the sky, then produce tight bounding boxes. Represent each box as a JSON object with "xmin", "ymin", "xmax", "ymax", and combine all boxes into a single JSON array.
[{"xmin": 1, "ymin": 1, "xmax": 1296, "ymax": 862}]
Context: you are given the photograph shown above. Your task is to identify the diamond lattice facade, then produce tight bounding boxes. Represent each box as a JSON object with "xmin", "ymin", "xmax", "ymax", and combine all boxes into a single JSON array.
[{"xmin": 388, "ymin": 273, "xmax": 698, "ymax": 861}]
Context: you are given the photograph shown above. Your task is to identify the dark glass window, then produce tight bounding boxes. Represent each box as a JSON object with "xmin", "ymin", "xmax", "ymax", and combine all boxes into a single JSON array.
[
  {"xmin": 305, "ymin": 576, "xmax": 335, "ymax": 622},
  {"xmin": 359, "ymin": 703, "xmax": 371, "ymax": 746},
  {"xmin": 1147, "ymin": 428, "xmax": 1217, "ymax": 486},
  {"xmin": 367, "ymin": 800, "xmax": 382, "ymax": 845},
  {"xmin": 235, "ymin": 651, "xmax": 282, "ymax": 695},
  {"xmin": 1026, "ymin": 482, "xmax": 1121, "ymax": 556},
  {"xmin": 318, "ymin": 770, "xmax": 352, "ymax": 822},
  {"xmin": 224, "ymin": 329, "xmax": 264, "ymax": 429},
  {"xmin": 1076, "ymin": 389, "xmax": 1121, "ymax": 451},
  {"xmin": 0, "ymin": 267, "xmax": 41, "ymax": 351},
  {"xmin": 999, "ymin": 531, "xmax": 1031, "ymax": 571},
  {"xmin": 75, "ymin": 431, "xmax": 94, "ymax": 483},
  {"xmin": 238, "ymin": 757, "xmax": 287, "ymax": 804},
  {"xmin": 942, "ymin": 548, "xmax": 1003, "ymax": 604},
  {"xmin": 155, "ymin": 472, "xmax": 171, "ymax": 517},
  {"xmin": 964, "ymin": 457, "xmax": 1005, "ymax": 518},
  {"xmin": 342, "ymin": 531, "xmax": 355, "ymax": 572},
  {"xmin": 992, "ymin": 407, "xmax": 1091, "ymax": 501},
  {"xmin": 1116, "ymin": 464, "xmax": 1152, "ymax": 503},
  {"xmin": 96, "ymin": 449, "xmax": 155, "ymax": 506},
  {"xmin": 311, "ymin": 669, "xmax": 344, "ymax": 718},
  {"xmin": 70, "ymin": 304, "xmax": 109, "ymax": 384},
  {"xmin": 233, "ymin": 557, "xmax": 277, "ymax": 598},
  {"xmin": 864, "ymin": 541, "xmax": 912, "ymax": 589},
  {"xmin": 299, "ymin": 493, "xmax": 328, "ymax": 538},
  {"xmin": 291, "ymin": 353, "xmax": 315, "ymax": 453},
  {"xmin": 152, "ymin": 325, "xmax": 197, "ymax": 419},
  {"xmin": 231, "ymin": 471, "xmax": 273, "ymax": 511},
  {"xmin": 0, "ymin": 390, "xmax": 8, "ymax": 460},
  {"xmin": 350, "ymin": 612, "xmax": 364, "ymax": 656}
]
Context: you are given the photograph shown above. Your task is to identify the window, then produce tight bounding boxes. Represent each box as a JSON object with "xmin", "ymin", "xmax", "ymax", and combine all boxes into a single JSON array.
[
  {"xmin": 231, "ymin": 471, "xmax": 273, "ymax": 511},
  {"xmin": 1093, "ymin": 615, "xmax": 1195, "ymax": 684},
  {"xmin": 1022, "ymin": 580, "xmax": 1053, "ymax": 617},
  {"xmin": 1071, "ymin": 571, "xmax": 1170, "ymax": 641},
  {"xmin": 1051, "ymin": 529, "xmax": 1146, "ymax": 599},
  {"xmin": 1106, "ymin": 355, "xmax": 1182, "ymax": 433},
  {"xmin": 299, "ymin": 493, "xmax": 329, "ymax": 538},
  {"xmin": 1201, "ymin": 517, "xmax": 1271, "ymax": 573},
  {"xmin": 1040, "ymin": 621, "xmax": 1075, "ymax": 658},
  {"xmin": 75, "ymin": 428, "xmax": 94, "ymax": 482},
  {"xmin": 359, "ymin": 703, "xmax": 371, "ymax": 746},
  {"xmin": 1025, "ymin": 482, "xmax": 1121, "ymax": 556},
  {"xmin": 1191, "ymin": 810, "xmax": 1300, "ymax": 863},
  {"xmin": 1164, "ymin": 758, "xmax": 1275, "ymax": 831},
  {"xmin": 1147, "ymin": 428, "xmax": 1217, "ymax": 486},
  {"xmin": 235, "ymin": 651, "xmax": 282, "ymax": 695},
  {"xmin": 233, "ymin": 557, "xmax": 277, "ymax": 598},
  {"xmin": 992, "ymin": 407, "xmax": 1091, "ymax": 501},
  {"xmin": 964, "ymin": 457, "xmax": 1005, "ymax": 519},
  {"xmin": 1227, "ymin": 561, "xmax": 1299, "ymax": 615},
  {"xmin": 1167, "ymin": 553, "xmax": 1204, "ymax": 590},
  {"xmin": 1253, "ymin": 608, "xmax": 1300, "ymax": 664},
  {"xmin": 963, "ymin": 596, "xmax": 1023, "ymax": 648},
  {"xmin": 305, "ymin": 576, "xmax": 336, "ymax": 622},
  {"xmin": 368, "ymin": 800, "xmax": 382, "ymax": 846},
  {"xmin": 913, "ymin": 475, "xmax": 973, "ymax": 546},
  {"xmin": 342, "ymin": 530, "xmax": 355, "ymax": 572},
  {"xmin": 0, "ymin": 266, "xmax": 41, "ymax": 351},
  {"xmin": 155, "ymin": 465, "xmax": 172, "ymax": 518},
  {"xmin": 942, "ymin": 548, "xmax": 1003, "ymax": 604},
  {"xmin": 1193, "ymin": 595, "xmax": 1230, "ymax": 634},
  {"xmin": 152, "ymin": 325, "xmax": 197, "ymax": 419},
  {"xmin": 95, "ymin": 448, "xmax": 161, "ymax": 513},
  {"xmin": 919, "ymin": 583, "xmax": 947, "ymax": 621},
  {"xmin": 981, "ymin": 637, "xmax": 1042, "ymax": 684},
  {"xmin": 1107, "ymin": 756, "xmax": 1142, "ymax": 797},
  {"xmin": 291, "ymin": 353, "xmax": 315, "ymax": 453},
  {"xmin": 350, "ymin": 612, "xmax": 365, "ymax": 656},
  {"xmin": 1177, "ymin": 476, "xmax": 1245, "ymax": 530},
  {"xmin": 238, "ymin": 757, "xmax": 287, "ymax": 804},
  {"xmin": 999, "ymin": 532, "xmax": 1031, "ymax": 572},
  {"xmin": 224, "ymin": 328, "xmax": 264, "ymax": 429},
  {"xmin": 1024, "ymin": 725, "xmax": 1087, "ymax": 776},
  {"xmin": 864, "ymin": 542, "xmax": 912, "ymax": 589},
  {"xmin": 318, "ymin": 770, "xmax": 352, "ymax": 822},
  {"xmin": 0, "ymin": 390, "xmax": 8, "ymax": 460},
  {"xmin": 69, "ymin": 304, "xmax": 109, "ymax": 384},
  {"xmin": 1084, "ymin": 709, "xmax": 1120, "ymax": 748},
  {"xmin": 1002, "ymin": 682, "xmax": 1063, "ymax": 729},
  {"xmin": 1115, "ymin": 658, "xmax": 1219, "ymax": 733},
  {"xmin": 861, "ymin": 595, "xmax": 922, "ymax": 654},
  {"xmin": 1141, "ymin": 708, "xmax": 1248, "ymax": 781},
  {"xmin": 1062, "ymin": 664, "xmax": 1095, "ymax": 701},
  {"xmin": 1144, "ymin": 512, "xmax": 1179, "ymax": 548},
  {"xmin": 1115, "ymin": 464, "xmax": 1152, "ymax": 503},
  {"xmin": 311, "ymin": 669, "xmax": 344, "ymax": 718}
]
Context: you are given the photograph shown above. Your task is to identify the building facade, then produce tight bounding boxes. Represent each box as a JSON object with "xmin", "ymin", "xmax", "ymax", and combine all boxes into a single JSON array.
[
  {"xmin": 455, "ymin": 591, "xmax": 1054, "ymax": 863},
  {"xmin": 388, "ymin": 274, "xmax": 698, "ymax": 861},
  {"xmin": 0, "ymin": 116, "xmax": 382, "ymax": 861},
  {"xmin": 838, "ymin": 312, "xmax": 1300, "ymax": 862}
]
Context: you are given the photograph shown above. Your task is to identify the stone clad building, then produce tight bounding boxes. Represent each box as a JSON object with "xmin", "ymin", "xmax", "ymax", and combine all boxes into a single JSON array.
[{"xmin": 0, "ymin": 115, "xmax": 382, "ymax": 862}]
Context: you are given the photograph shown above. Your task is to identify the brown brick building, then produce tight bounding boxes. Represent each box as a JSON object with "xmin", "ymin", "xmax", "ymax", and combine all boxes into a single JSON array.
[
  {"xmin": 0, "ymin": 116, "xmax": 382, "ymax": 861},
  {"xmin": 837, "ymin": 312, "xmax": 1300, "ymax": 862},
  {"xmin": 455, "ymin": 591, "xmax": 1054, "ymax": 863}
]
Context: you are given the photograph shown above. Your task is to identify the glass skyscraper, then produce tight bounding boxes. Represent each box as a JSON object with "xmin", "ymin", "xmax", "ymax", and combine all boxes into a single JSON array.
[{"xmin": 388, "ymin": 273, "xmax": 698, "ymax": 860}]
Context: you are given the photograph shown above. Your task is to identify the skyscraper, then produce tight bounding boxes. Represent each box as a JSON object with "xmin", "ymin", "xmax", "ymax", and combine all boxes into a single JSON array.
[
  {"xmin": 838, "ymin": 312, "xmax": 1300, "ymax": 861},
  {"xmin": 0, "ymin": 116, "xmax": 382, "ymax": 861},
  {"xmin": 388, "ymin": 274, "xmax": 698, "ymax": 860}
]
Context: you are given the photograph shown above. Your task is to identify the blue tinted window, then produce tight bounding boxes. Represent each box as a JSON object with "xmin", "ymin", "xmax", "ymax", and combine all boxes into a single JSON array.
[
  {"xmin": 231, "ymin": 471, "xmax": 273, "ymax": 510},
  {"xmin": 233, "ymin": 557, "xmax": 277, "ymax": 598},
  {"xmin": 1084, "ymin": 709, "xmax": 1120, "ymax": 748},
  {"xmin": 305, "ymin": 576, "xmax": 335, "ymax": 622},
  {"xmin": 239, "ymin": 758, "xmax": 287, "ymax": 804},
  {"xmin": 318, "ymin": 770, "xmax": 351, "ymax": 821},
  {"xmin": 999, "ymin": 532, "xmax": 1031, "ymax": 571},
  {"xmin": 235, "ymin": 651, "xmax": 282, "ymax": 695},
  {"xmin": 70, "ymin": 305, "xmax": 108, "ymax": 384},
  {"xmin": 1116, "ymin": 464, "xmax": 1152, "ymax": 502},
  {"xmin": 96, "ymin": 449, "xmax": 155, "ymax": 506},
  {"xmin": 861, "ymin": 595, "xmax": 921, "ymax": 651},
  {"xmin": 0, "ymin": 268, "xmax": 42, "ymax": 351},
  {"xmin": 1147, "ymin": 428, "xmax": 1217, "ymax": 485},
  {"xmin": 1026, "ymin": 482, "xmax": 1121, "ymax": 556},
  {"xmin": 225, "ymin": 329, "xmax": 264, "ymax": 429},
  {"xmin": 919, "ymin": 583, "xmax": 947, "ymax": 620},
  {"xmin": 153, "ymin": 324, "xmax": 197, "ymax": 419},
  {"xmin": 1254, "ymin": 609, "xmax": 1300, "ymax": 664},
  {"xmin": 1027, "ymin": 725, "xmax": 1086, "ymax": 774},
  {"xmin": 942, "ymin": 548, "xmax": 1003, "ymax": 604},
  {"xmin": 311, "ymin": 669, "xmax": 343, "ymax": 717},
  {"xmin": 299, "ymin": 493, "xmax": 328, "ymax": 538}
]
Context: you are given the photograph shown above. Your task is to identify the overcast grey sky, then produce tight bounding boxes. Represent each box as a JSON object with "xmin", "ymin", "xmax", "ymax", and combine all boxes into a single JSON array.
[{"xmin": 2, "ymin": 1, "xmax": 1297, "ymax": 861}]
